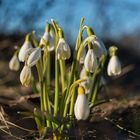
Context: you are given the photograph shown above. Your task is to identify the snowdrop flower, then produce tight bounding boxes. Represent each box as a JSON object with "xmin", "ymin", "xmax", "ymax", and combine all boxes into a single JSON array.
[
  {"xmin": 40, "ymin": 30, "xmax": 55, "ymax": 51},
  {"xmin": 18, "ymin": 36, "xmax": 33, "ymax": 62},
  {"xmin": 74, "ymin": 86, "xmax": 90, "ymax": 120},
  {"xmin": 9, "ymin": 54, "xmax": 20, "ymax": 71},
  {"xmin": 94, "ymin": 37, "xmax": 107, "ymax": 58},
  {"xmin": 20, "ymin": 65, "xmax": 32, "ymax": 87},
  {"xmin": 84, "ymin": 49, "xmax": 98, "ymax": 73},
  {"xmin": 56, "ymin": 38, "xmax": 71, "ymax": 60},
  {"xmin": 107, "ymin": 55, "xmax": 121, "ymax": 76},
  {"xmin": 27, "ymin": 48, "xmax": 41, "ymax": 67}
]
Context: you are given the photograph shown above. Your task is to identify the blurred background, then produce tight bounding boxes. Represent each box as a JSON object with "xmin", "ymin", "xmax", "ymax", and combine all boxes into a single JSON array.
[
  {"xmin": 0, "ymin": 1, "xmax": 140, "ymax": 139},
  {"xmin": 0, "ymin": 0, "xmax": 140, "ymax": 98}
]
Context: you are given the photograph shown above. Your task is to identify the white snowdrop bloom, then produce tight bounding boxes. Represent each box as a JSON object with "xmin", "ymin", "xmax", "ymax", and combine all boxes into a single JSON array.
[
  {"xmin": 74, "ymin": 86, "xmax": 90, "ymax": 120},
  {"xmin": 84, "ymin": 49, "xmax": 98, "ymax": 73},
  {"xmin": 27, "ymin": 48, "xmax": 41, "ymax": 67},
  {"xmin": 9, "ymin": 55, "xmax": 20, "ymax": 71},
  {"xmin": 56, "ymin": 38, "xmax": 71, "ymax": 60},
  {"xmin": 107, "ymin": 55, "xmax": 121, "ymax": 76},
  {"xmin": 39, "ymin": 31, "xmax": 55, "ymax": 51},
  {"xmin": 94, "ymin": 37, "xmax": 107, "ymax": 58},
  {"xmin": 18, "ymin": 41, "xmax": 33, "ymax": 62},
  {"xmin": 20, "ymin": 65, "xmax": 32, "ymax": 87}
]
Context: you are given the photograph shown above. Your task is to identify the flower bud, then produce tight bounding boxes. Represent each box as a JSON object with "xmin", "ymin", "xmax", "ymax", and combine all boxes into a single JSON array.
[
  {"xmin": 9, "ymin": 55, "xmax": 20, "ymax": 71},
  {"xmin": 107, "ymin": 55, "xmax": 121, "ymax": 76},
  {"xmin": 74, "ymin": 86, "xmax": 90, "ymax": 120},
  {"xmin": 18, "ymin": 41, "xmax": 33, "ymax": 62},
  {"xmin": 27, "ymin": 48, "xmax": 41, "ymax": 67},
  {"xmin": 84, "ymin": 49, "xmax": 98, "ymax": 73},
  {"xmin": 56, "ymin": 38, "xmax": 71, "ymax": 60},
  {"xmin": 20, "ymin": 65, "xmax": 32, "ymax": 86}
]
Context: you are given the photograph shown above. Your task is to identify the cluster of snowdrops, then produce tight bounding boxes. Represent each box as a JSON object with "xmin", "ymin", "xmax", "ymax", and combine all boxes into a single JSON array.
[{"xmin": 9, "ymin": 18, "xmax": 121, "ymax": 139}]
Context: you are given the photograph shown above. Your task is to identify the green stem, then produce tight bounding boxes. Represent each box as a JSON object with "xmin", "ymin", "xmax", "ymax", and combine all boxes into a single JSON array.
[
  {"xmin": 59, "ymin": 60, "xmax": 66, "ymax": 94},
  {"xmin": 31, "ymin": 78, "xmax": 38, "ymax": 94},
  {"xmin": 88, "ymin": 55, "xmax": 107, "ymax": 103},
  {"xmin": 43, "ymin": 81, "xmax": 47, "ymax": 111},
  {"xmin": 40, "ymin": 81, "xmax": 45, "ymax": 126},
  {"xmin": 43, "ymin": 80, "xmax": 52, "ymax": 127},
  {"xmin": 54, "ymin": 58, "xmax": 59, "ymax": 116},
  {"xmin": 69, "ymin": 87, "xmax": 76, "ymax": 117},
  {"xmin": 63, "ymin": 20, "xmax": 85, "ymax": 117},
  {"xmin": 91, "ymin": 77, "xmax": 100, "ymax": 105},
  {"xmin": 87, "ymin": 71, "xmax": 98, "ymax": 102},
  {"xmin": 47, "ymin": 51, "xmax": 51, "ymax": 88}
]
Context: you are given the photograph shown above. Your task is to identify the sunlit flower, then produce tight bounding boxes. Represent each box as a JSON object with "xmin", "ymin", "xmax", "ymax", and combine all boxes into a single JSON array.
[
  {"xmin": 20, "ymin": 65, "xmax": 32, "ymax": 87},
  {"xmin": 94, "ymin": 37, "xmax": 107, "ymax": 57},
  {"xmin": 27, "ymin": 48, "xmax": 41, "ymax": 67},
  {"xmin": 40, "ymin": 31, "xmax": 55, "ymax": 51},
  {"xmin": 18, "ymin": 41, "xmax": 33, "ymax": 62},
  {"xmin": 56, "ymin": 38, "xmax": 71, "ymax": 60},
  {"xmin": 9, "ymin": 54, "xmax": 20, "ymax": 71},
  {"xmin": 74, "ymin": 86, "xmax": 90, "ymax": 120},
  {"xmin": 84, "ymin": 49, "xmax": 98, "ymax": 72},
  {"xmin": 107, "ymin": 55, "xmax": 121, "ymax": 76}
]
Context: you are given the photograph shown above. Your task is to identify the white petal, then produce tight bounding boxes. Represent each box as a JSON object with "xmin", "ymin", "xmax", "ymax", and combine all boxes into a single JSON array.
[
  {"xmin": 18, "ymin": 41, "xmax": 33, "ymax": 62},
  {"xmin": 9, "ymin": 55, "xmax": 20, "ymax": 71},
  {"xmin": 27, "ymin": 48, "xmax": 41, "ymax": 67},
  {"xmin": 48, "ymin": 31, "xmax": 55, "ymax": 51},
  {"xmin": 94, "ymin": 37, "xmax": 107, "ymax": 57},
  {"xmin": 107, "ymin": 56, "xmax": 121, "ymax": 76},
  {"xmin": 56, "ymin": 38, "xmax": 71, "ymax": 60},
  {"xmin": 40, "ymin": 32, "xmax": 55, "ymax": 51},
  {"xmin": 84, "ymin": 49, "xmax": 98, "ymax": 72},
  {"xmin": 20, "ymin": 65, "xmax": 32, "ymax": 86},
  {"xmin": 74, "ymin": 94, "xmax": 90, "ymax": 120},
  {"xmin": 39, "ymin": 32, "xmax": 49, "ymax": 46}
]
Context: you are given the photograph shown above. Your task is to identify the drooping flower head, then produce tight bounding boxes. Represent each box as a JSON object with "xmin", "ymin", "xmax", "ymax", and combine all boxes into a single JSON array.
[
  {"xmin": 27, "ymin": 47, "xmax": 41, "ymax": 67},
  {"xmin": 84, "ymin": 48, "xmax": 98, "ymax": 73},
  {"xmin": 74, "ymin": 86, "xmax": 90, "ymax": 120},
  {"xmin": 107, "ymin": 46, "xmax": 121, "ymax": 76},
  {"xmin": 56, "ymin": 38, "xmax": 71, "ymax": 60},
  {"xmin": 18, "ymin": 34, "xmax": 33, "ymax": 62},
  {"xmin": 20, "ymin": 65, "xmax": 32, "ymax": 87},
  {"xmin": 9, "ymin": 53, "xmax": 20, "ymax": 71},
  {"xmin": 40, "ymin": 23, "xmax": 55, "ymax": 51}
]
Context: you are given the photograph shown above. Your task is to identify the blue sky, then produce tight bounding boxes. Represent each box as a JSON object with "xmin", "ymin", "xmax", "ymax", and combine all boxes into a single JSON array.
[{"xmin": 0, "ymin": 0, "xmax": 140, "ymax": 41}]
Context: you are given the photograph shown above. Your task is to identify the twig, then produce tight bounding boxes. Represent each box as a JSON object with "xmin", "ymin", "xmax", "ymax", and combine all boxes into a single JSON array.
[{"xmin": 104, "ymin": 117, "xmax": 140, "ymax": 138}]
